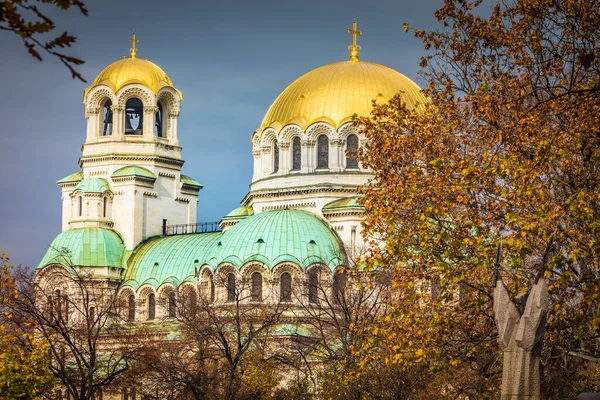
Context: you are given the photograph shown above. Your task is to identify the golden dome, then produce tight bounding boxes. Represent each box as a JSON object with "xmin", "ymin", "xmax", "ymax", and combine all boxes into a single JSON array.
[
  {"xmin": 83, "ymin": 35, "xmax": 180, "ymax": 98},
  {"xmin": 259, "ymin": 60, "xmax": 427, "ymax": 132}
]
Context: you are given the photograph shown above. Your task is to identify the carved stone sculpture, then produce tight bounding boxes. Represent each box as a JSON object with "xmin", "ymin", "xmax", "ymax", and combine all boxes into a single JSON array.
[{"xmin": 493, "ymin": 240, "xmax": 552, "ymax": 399}]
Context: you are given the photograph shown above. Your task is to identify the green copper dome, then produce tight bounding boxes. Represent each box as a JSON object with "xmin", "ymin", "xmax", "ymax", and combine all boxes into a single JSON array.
[
  {"xmin": 38, "ymin": 227, "xmax": 125, "ymax": 269},
  {"xmin": 111, "ymin": 166, "xmax": 156, "ymax": 179},
  {"xmin": 322, "ymin": 196, "xmax": 364, "ymax": 212},
  {"xmin": 222, "ymin": 206, "xmax": 254, "ymax": 220},
  {"xmin": 120, "ymin": 209, "xmax": 346, "ymax": 291},
  {"xmin": 123, "ymin": 232, "xmax": 221, "ymax": 290},
  {"xmin": 208, "ymin": 209, "xmax": 346, "ymax": 270},
  {"xmin": 72, "ymin": 178, "xmax": 112, "ymax": 194}
]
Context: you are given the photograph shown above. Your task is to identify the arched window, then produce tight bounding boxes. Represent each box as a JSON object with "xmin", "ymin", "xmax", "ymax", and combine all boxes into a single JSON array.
[
  {"xmin": 227, "ymin": 273, "xmax": 236, "ymax": 303},
  {"xmin": 251, "ymin": 272, "xmax": 262, "ymax": 302},
  {"xmin": 280, "ymin": 272, "xmax": 292, "ymax": 302},
  {"xmin": 209, "ymin": 275, "xmax": 215, "ymax": 304},
  {"xmin": 155, "ymin": 101, "xmax": 163, "ymax": 138},
  {"xmin": 89, "ymin": 307, "xmax": 95, "ymax": 325},
  {"xmin": 332, "ymin": 270, "xmax": 347, "ymax": 305},
  {"xmin": 292, "ymin": 136, "xmax": 301, "ymax": 171},
  {"xmin": 273, "ymin": 141, "xmax": 279, "ymax": 173},
  {"xmin": 62, "ymin": 295, "xmax": 69, "ymax": 323},
  {"xmin": 54, "ymin": 289, "xmax": 62, "ymax": 320},
  {"xmin": 317, "ymin": 135, "xmax": 329, "ymax": 169},
  {"xmin": 168, "ymin": 292, "xmax": 176, "ymax": 318},
  {"xmin": 78, "ymin": 196, "xmax": 83, "ymax": 217},
  {"xmin": 102, "ymin": 99, "xmax": 113, "ymax": 136},
  {"xmin": 125, "ymin": 98, "xmax": 144, "ymax": 135},
  {"xmin": 127, "ymin": 295, "xmax": 135, "ymax": 322},
  {"xmin": 184, "ymin": 289, "xmax": 197, "ymax": 316},
  {"xmin": 308, "ymin": 269, "xmax": 319, "ymax": 304},
  {"xmin": 148, "ymin": 294, "xmax": 156, "ymax": 320},
  {"xmin": 346, "ymin": 134, "xmax": 359, "ymax": 168},
  {"xmin": 103, "ymin": 197, "xmax": 107, "ymax": 218}
]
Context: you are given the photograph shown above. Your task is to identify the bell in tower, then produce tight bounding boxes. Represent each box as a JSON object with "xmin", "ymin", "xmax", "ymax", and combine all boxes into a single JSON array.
[{"xmin": 125, "ymin": 98, "xmax": 144, "ymax": 135}]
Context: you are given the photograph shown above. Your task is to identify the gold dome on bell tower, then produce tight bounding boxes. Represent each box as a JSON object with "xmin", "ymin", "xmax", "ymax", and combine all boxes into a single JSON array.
[
  {"xmin": 258, "ymin": 21, "xmax": 427, "ymax": 133},
  {"xmin": 83, "ymin": 34, "xmax": 180, "ymax": 98}
]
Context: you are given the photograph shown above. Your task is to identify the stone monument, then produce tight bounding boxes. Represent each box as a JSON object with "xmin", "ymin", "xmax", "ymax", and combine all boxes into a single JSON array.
[{"xmin": 493, "ymin": 239, "xmax": 553, "ymax": 399}]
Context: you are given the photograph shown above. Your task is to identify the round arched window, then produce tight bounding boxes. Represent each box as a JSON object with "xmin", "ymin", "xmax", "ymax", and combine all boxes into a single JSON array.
[{"xmin": 125, "ymin": 98, "xmax": 144, "ymax": 135}]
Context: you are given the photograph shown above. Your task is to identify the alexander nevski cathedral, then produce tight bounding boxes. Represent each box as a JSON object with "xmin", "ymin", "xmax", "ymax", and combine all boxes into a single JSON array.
[{"xmin": 35, "ymin": 23, "xmax": 426, "ymax": 398}]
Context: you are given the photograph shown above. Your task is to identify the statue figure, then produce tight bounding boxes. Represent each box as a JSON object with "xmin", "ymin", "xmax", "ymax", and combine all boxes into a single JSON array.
[{"xmin": 493, "ymin": 239, "xmax": 553, "ymax": 399}]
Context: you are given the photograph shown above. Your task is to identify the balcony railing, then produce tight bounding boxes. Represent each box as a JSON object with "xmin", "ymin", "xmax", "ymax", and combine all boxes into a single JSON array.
[{"xmin": 164, "ymin": 221, "xmax": 221, "ymax": 236}]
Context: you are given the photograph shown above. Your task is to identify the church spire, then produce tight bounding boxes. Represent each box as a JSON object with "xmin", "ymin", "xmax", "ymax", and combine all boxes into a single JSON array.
[{"xmin": 347, "ymin": 20, "xmax": 362, "ymax": 62}]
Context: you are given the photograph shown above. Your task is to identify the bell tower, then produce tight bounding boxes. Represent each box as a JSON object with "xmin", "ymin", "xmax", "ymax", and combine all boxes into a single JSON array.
[{"xmin": 57, "ymin": 35, "xmax": 201, "ymax": 250}]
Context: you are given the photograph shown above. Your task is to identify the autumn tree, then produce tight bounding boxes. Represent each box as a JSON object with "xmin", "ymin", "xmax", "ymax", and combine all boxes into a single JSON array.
[
  {"xmin": 136, "ymin": 271, "xmax": 287, "ymax": 400},
  {"xmin": 11, "ymin": 259, "xmax": 147, "ymax": 400},
  {"xmin": 356, "ymin": 0, "xmax": 600, "ymax": 397},
  {"xmin": 1, "ymin": 0, "xmax": 88, "ymax": 81},
  {"xmin": 0, "ymin": 251, "xmax": 54, "ymax": 400}
]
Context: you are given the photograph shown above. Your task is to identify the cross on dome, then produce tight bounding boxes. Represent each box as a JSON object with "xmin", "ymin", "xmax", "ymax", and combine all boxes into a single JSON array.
[
  {"xmin": 129, "ymin": 32, "xmax": 139, "ymax": 59},
  {"xmin": 347, "ymin": 20, "xmax": 362, "ymax": 62}
]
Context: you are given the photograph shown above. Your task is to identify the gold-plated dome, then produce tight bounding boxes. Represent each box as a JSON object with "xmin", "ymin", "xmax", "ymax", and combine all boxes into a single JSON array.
[
  {"xmin": 84, "ymin": 34, "xmax": 180, "ymax": 98},
  {"xmin": 259, "ymin": 60, "xmax": 426, "ymax": 132}
]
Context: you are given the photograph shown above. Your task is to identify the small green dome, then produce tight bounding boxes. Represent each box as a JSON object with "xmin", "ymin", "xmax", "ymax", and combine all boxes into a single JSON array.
[
  {"xmin": 72, "ymin": 178, "xmax": 112, "ymax": 194},
  {"xmin": 57, "ymin": 171, "xmax": 83, "ymax": 184},
  {"xmin": 210, "ymin": 209, "xmax": 346, "ymax": 270},
  {"xmin": 222, "ymin": 206, "xmax": 254, "ymax": 220},
  {"xmin": 38, "ymin": 227, "xmax": 125, "ymax": 269},
  {"xmin": 322, "ymin": 196, "xmax": 364, "ymax": 212},
  {"xmin": 112, "ymin": 166, "xmax": 156, "ymax": 179},
  {"xmin": 180, "ymin": 174, "xmax": 203, "ymax": 188}
]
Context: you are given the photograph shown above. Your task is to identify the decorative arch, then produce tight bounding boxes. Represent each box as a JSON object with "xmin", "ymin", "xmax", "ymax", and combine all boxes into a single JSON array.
[
  {"xmin": 157, "ymin": 283, "xmax": 177, "ymax": 319},
  {"xmin": 306, "ymin": 123, "xmax": 334, "ymax": 142},
  {"xmin": 117, "ymin": 287, "xmax": 136, "ymax": 321},
  {"xmin": 279, "ymin": 125, "xmax": 304, "ymax": 145},
  {"xmin": 198, "ymin": 266, "xmax": 215, "ymax": 303},
  {"xmin": 259, "ymin": 128, "xmax": 278, "ymax": 148},
  {"xmin": 116, "ymin": 86, "xmax": 154, "ymax": 108},
  {"xmin": 86, "ymin": 87, "xmax": 116, "ymax": 109},
  {"xmin": 156, "ymin": 89, "xmax": 180, "ymax": 115},
  {"xmin": 137, "ymin": 285, "xmax": 157, "ymax": 321}
]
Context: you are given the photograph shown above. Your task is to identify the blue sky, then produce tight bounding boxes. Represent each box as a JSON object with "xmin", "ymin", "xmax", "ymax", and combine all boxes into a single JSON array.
[{"xmin": 0, "ymin": 0, "xmax": 442, "ymax": 268}]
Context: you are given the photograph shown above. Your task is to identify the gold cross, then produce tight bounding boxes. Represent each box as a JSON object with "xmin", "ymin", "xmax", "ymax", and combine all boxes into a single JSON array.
[
  {"xmin": 129, "ymin": 33, "xmax": 139, "ymax": 59},
  {"xmin": 347, "ymin": 20, "xmax": 362, "ymax": 62}
]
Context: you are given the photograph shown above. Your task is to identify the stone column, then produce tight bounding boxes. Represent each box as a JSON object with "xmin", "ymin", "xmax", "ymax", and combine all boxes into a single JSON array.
[
  {"xmin": 261, "ymin": 146, "xmax": 272, "ymax": 176},
  {"xmin": 280, "ymin": 143, "xmax": 291, "ymax": 174},
  {"xmin": 85, "ymin": 107, "xmax": 100, "ymax": 143},
  {"xmin": 252, "ymin": 149, "xmax": 262, "ymax": 181},
  {"xmin": 168, "ymin": 110, "xmax": 180, "ymax": 146},
  {"xmin": 302, "ymin": 139, "xmax": 315, "ymax": 173},
  {"xmin": 329, "ymin": 138, "xmax": 343, "ymax": 172},
  {"xmin": 143, "ymin": 106, "xmax": 158, "ymax": 142},
  {"xmin": 111, "ymin": 105, "xmax": 125, "ymax": 140}
]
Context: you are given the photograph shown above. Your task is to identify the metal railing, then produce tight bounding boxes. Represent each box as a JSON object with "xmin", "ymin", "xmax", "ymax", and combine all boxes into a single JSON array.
[{"xmin": 164, "ymin": 221, "xmax": 221, "ymax": 236}]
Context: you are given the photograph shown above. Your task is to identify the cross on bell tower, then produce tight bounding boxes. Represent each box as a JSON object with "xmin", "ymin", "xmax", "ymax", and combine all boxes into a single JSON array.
[{"xmin": 347, "ymin": 20, "xmax": 362, "ymax": 62}]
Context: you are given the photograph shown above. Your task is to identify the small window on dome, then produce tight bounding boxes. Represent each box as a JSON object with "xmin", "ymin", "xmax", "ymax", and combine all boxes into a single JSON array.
[
  {"xmin": 292, "ymin": 136, "xmax": 301, "ymax": 171},
  {"xmin": 227, "ymin": 273, "xmax": 236, "ymax": 303},
  {"xmin": 78, "ymin": 196, "xmax": 83, "ymax": 217},
  {"xmin": 148, "ymin": 294, "xmax": 156, "ymax": 320},
  {"xmin": 317, "ymin": 135, "xmax": 329, "ymax": 169},
  {"xmin": 102, "ymin": 99, "xmax": 113, "ymax": 136},
  {"xmin": 273, "ymin": 140, "xmax": 279, "ymax": 173},
  {"xmin": 251, "ymin": 272, "xmax": 263, "ymax": 302},
  {"xmin": 346, "ymin": 134, "xmax": 359, "ymax": 169},
  {"xmin": 125, "ymin": 98, "xmax": 144, "ymax": 135},
  {"xmin": 155, "ymin": 101, "xmax": 164, "ymax": 138},
  {"xmin": 280, "ymin": 272, "xmax": 292, "ymax": 302}
]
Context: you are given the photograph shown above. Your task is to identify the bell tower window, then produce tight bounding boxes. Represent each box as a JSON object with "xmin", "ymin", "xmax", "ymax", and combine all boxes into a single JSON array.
[
  {"xmin": 292, "ymin": 136, "xmax": 301, "ymax": 171},
  {"xmin": 317, "ymin": 135, "xmax": 329, "ymax": 169},
  {"xmin": 103, "ymin": 197, "xmax": 107, "ymax": 218},
  {"xmin": 125, "ymin": 98, "xmax": 144, "ymax": 135},
  {"xmin": 102, "ymin": 99, "xmax": 113, "ymax": 136},
  {"xmin": 155, "ymin": 101, "xmax": 163, "ymax": 138},
  {"xmin": 78, "ymin": 196, "xmax": 83, "ymax": 217}
]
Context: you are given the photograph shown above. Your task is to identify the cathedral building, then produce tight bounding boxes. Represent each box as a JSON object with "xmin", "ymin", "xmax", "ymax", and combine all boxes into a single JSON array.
[{"xmin": 36, "ymin": 24, "xmax": 426, "ymax": 366}]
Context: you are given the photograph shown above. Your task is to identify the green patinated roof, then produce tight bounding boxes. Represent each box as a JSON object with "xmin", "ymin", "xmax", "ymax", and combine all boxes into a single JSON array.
[
  {"xmin": 111, "ymin": 166, "xmax": 156, "ymax": 179},
  {"xmin": 222, "ymin": 206, "xmax": 254, "ymax": 220},
  {"xmin": 322, "ymin": 196, "xmax": 364, "ymax": 211},
  {"xmin": 208, "ymin": 209, "xmax": 345, "ymax": 271},
  {"xmin": 72, "ymin": 178, "xmax": 112, "ymax": 194},
  {"xmin": 123, "ymin": 232, "xmax": 222, "ymax": 290},
  {"xmin": 57, "ymin": 171, "xmax": 83, "ymax": 184},
  {"xmin": 270, "ymin": 323, "xmax": 313, "ymax": 337},
  {"xmin": 121, "ymin": 209, "xmax": 346, "ymax": 290},
  {"xmin": 181, "ymin": 174, "xmax": 203, "ymax": 188},
  {"xmin": 38, "ymin": 227, "xmax": 125, "ymax": 269}
]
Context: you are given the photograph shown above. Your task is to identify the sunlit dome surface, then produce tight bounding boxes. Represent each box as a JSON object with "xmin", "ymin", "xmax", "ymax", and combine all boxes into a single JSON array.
[{"xmin": 259, "ymin": 60, "xmax": 426, "ymax": 132}]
